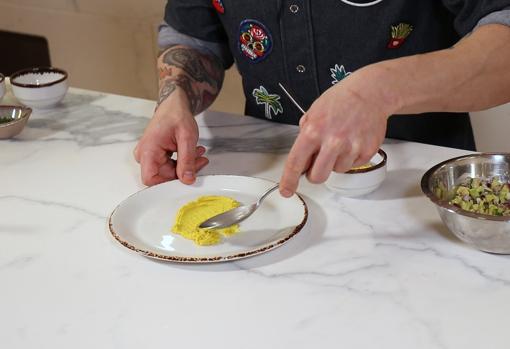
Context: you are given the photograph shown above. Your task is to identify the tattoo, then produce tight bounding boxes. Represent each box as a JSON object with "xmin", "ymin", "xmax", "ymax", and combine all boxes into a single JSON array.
[
  {"xmin": 156, "ymin": 46, "xmax": 225, "ymax": 115},
  {"xmin": 159, "ymin": 66, "xmax": 173, "ymax": 80},
  {"xmin": 158, "ymin": 75, "xmax": 201, "ymax": 114},
  {"xmin": 162, "ymin": 47, "xmax": 221, "ymax": 89},
  {"xmin": 157, "ymin": 45, "xmax": 177, "ymax": 58},
  {"xmin": 157, "ymin": 81, "xmax": 176, "ymax": 106}
]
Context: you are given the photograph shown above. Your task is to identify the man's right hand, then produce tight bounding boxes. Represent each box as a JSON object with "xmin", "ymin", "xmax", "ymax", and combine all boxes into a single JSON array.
[{"xmin": 134, "ymin": 92, "xmax": 209, "ymax": 186}]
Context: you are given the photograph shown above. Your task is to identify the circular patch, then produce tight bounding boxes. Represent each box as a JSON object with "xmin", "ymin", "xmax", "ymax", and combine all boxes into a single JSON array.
[
  {"xmin": 239, "ymin": 19, "xmax": 273, "ymax": 63},
  {"xmin": 212, "ymin": 0, "xmax": 225, "ymax": 14}
]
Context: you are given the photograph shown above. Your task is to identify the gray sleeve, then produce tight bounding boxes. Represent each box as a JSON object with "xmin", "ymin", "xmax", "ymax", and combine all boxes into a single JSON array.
[
  {"xmin": 473, "ymin": 7, "xmax": 510, "ymax": 31},
  {"xmin": 158, "ymin": 21, "xmax": 233, "ymax": 69}
]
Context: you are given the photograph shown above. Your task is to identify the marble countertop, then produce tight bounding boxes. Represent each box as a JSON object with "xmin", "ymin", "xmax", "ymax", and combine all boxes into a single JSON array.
[{"xmin": 2, "ymin": 88, "xmax": 510, "ymax": 349}]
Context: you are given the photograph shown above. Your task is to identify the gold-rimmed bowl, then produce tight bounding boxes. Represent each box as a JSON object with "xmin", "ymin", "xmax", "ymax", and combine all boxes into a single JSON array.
[
  {"xmin": 325, "ymin": 149, "xmax": 388, "ymax": 197},
  {"xmin": 0, "ymin": 105, "xmax": 32, "ymax": 139},
  {"xmin": 421, "ymin": 153, "xmax": 510, "ymax": 254}
]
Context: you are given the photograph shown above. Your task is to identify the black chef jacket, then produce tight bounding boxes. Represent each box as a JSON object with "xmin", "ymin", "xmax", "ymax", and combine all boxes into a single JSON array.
[{"xmin": 165, "ymin": 0, "xmax": 510, "ymax": 150}]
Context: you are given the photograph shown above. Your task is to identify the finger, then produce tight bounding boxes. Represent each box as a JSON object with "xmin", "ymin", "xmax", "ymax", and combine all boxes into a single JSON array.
[
  {"xmin": 351, "ymin": 148, "xmax": 377, "ymax": 168},
  {"xmin": 352, "ymin": 155, "xmax": 371, "ymax": 169},
  {"xmin": 299, "ymin": 113, "xmax": 309, "ymax": 128},
  {"xmin": 307, "ymin": 142, "xmax": 346, "ymax": 183},
  {"xmin": 196, "ymin": 146, "xmax": 206, "ymax": 157},
  {"xmin": 140, "ymin": 148, "xmax": 169, "ymax": 186},
  {"xmin": 176, "ymin": 130, "xmax": 198, "ymax": 184},
  {"xmin": 195, "ymin": 157, "xmax": 209, "ymax": 173},
  {"xmin": 280, "ymin": 135, "xmax": 318, "ymax": 197},
  {"xmin": 134, "ymin": 144, "xmax": 140, "ymax": 163},
  {"xmin": 158, "ymin": 159, "xmax": 177, "ymax": 180},
  {"xmin": 333, "ymin": 150, "xmax": 359, "ymax": 173}
]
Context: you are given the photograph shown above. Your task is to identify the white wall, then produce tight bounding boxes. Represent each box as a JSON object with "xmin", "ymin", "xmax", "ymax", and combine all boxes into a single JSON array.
[{"xmin": 472, "ymin": 104, "xmax": 510, "ymax": 152}]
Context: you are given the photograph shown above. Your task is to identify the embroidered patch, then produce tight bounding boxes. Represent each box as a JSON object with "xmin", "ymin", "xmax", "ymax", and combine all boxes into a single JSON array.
[
  {"xmin": 212, "ymin": 0, "xmax": 225, "ymax": 14},
  {"xmin": 252, "ymin": 86, "xmax": 283, "ymax": 119},
  {"xmin": 330, "ymin": 64, "xmax": 351, "ymax": 85},
  {"xmin": 239, "ymin": 20, "xmax": 273, "ymax": 63},
  {"xmin": 339, "ymin": 0, "xmax": 384, "ymax": 7},
  {"xmin": 387, "ymin": 23, "xmax": 413, "ymax": 49}
]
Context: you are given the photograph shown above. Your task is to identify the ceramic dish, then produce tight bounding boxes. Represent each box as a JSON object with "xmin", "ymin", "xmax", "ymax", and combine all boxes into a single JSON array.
[
  {"xmin": 0, "ymin": 73, "xmax": 5, "ymax": 101},
  {"xmin": 109, "ymin": 175, "xmax": 308, "ymax": 263},
  {"xmin": 0, "ymin": 105, "xmax": 32, "ymax": 139},
  {"xmin": 325, "ymin": 149, "xmax": 388, "ymax": 197},
  {"xmin": 10, "ymin": 67, "xmax": 68, "ymax": 109}
]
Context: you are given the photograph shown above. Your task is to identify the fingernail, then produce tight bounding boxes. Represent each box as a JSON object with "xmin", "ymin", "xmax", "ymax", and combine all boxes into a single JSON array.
[
  {"xmin": 281, "ymin": 189, "xmax": 293, "ymax": 197},
  {"xmin": 184, "ymin": 171, "xmax": 194, "ymax": 180}
]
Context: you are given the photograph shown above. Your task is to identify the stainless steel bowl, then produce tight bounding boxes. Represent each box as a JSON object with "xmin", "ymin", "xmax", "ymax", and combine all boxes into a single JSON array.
[
  {"xmin": 0, "ymin": 105, "xmax": 32, "ymax": 139},
  {"xmin": 421, "ymin": 153, "xmax": 510, "ymax": 254}
]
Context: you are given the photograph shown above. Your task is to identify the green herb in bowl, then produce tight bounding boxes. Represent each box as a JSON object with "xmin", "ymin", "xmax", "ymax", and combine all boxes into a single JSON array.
[
  {"xmin": 0, "ymin": 117, "xmax": 13, "ymax": 124},
  {"xmin": 450, "ymin": 177, "xmax": 510, "ymax": 216}
]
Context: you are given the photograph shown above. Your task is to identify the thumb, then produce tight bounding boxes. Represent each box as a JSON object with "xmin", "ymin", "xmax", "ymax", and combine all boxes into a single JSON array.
[{"xmin": 176, "ymin": 129, "xmax": 198, "ymax": 184}]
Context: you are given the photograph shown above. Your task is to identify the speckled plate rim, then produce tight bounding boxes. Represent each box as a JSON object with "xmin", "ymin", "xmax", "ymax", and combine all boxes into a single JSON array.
[{"xmin": 108, "ymin": 175, "xmax": 308, "ymax": 263}]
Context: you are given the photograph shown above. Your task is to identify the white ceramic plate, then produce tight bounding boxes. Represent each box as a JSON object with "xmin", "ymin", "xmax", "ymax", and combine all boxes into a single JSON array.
[{"xmin": 109, "ymin": 175, "xmax": 308, "ymax": 263}]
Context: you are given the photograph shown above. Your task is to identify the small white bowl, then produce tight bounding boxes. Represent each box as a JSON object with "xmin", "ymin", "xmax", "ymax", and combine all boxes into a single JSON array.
[
  {"xmin": 0, "ymin": 73, "xmax": 5, "ymax": 101},
  {"xmin": 325, "ymin": 149, "xmax": 388, "ymax": 197},
  {"xmin": 11, "ymin": 67, "xmax": 68, "ymax": 109}
]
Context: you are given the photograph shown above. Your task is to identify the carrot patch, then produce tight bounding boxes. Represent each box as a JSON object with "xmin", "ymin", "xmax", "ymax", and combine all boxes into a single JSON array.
[{"xmin": 388, "ymin": 23, "xmax": 413, "ymax": 49}]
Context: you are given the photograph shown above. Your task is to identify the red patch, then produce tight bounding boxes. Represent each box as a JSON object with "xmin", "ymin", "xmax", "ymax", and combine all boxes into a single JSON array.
[{"xmin": 212, "ymin": 0, "xmax": 225, "ymax": 14}]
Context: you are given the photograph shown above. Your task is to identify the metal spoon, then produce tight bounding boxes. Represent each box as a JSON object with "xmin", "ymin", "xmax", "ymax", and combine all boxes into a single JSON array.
[
  {"xmin": 278, "ymin": 83, "xmax": 306, "ymax": 114},
  {"xmin": 199, "ymin": 83, "xmax": 303, "ymax": 230},
  {"xmin": 198, "ymin": 183, "xmax": 280, "ymax": 229}
]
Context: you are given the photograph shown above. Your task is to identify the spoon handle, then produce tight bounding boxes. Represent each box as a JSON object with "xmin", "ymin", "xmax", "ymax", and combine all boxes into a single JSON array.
[
  {"xmin": 257, "ymin": 183, "xmax": 280, "ymax": 206},
  {"xmin": 278, "ymin": 83, "xmax": 306, "ymax": 114}
]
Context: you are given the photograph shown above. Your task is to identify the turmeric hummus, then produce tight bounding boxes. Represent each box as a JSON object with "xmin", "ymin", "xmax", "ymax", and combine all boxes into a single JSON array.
[
  {"xmin": 172, "ymin": 196, "xmax": 241, "ymax": 246},
  {"xmin": 351, "ymin": 162, "xmax": 374, "ymax": 171}
]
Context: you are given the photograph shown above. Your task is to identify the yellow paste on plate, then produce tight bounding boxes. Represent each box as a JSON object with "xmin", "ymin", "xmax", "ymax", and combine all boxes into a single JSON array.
[{"xmin": 172, "ymin": 196, "xmax": 241, "ymax": 246}]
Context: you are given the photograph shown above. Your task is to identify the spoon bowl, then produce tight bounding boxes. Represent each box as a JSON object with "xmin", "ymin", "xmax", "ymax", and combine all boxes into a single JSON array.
[{"xmin": 199, "ymin": 183, "xmax": 280, "ymax": 229}]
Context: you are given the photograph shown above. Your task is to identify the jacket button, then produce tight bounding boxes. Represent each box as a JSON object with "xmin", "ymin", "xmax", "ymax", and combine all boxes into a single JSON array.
[
  {"xmin": 289, "ymin": 4, "xmax": 299, "ymax": 13},
  {"xmin": 296, "ymin": 65, "xmax": 306, "ymax": 73}
]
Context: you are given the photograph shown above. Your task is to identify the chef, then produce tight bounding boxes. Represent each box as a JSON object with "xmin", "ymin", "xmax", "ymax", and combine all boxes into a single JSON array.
[{"xmin": 134, "ymin": 0, "xmax": 510, "ymax": 197}]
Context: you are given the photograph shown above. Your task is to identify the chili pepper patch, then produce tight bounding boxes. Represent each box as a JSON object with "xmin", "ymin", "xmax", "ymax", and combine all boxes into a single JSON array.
[
  {"xmin": 212, "ymin": 0, "xmax": 225, "ymax": 14},
  {"xmin": 388, "ymin": 23, "xmax": 413, "ymax": 49},
  {"xmin": 239, "ymin": 20, "xmax": 273, "ymax": 63},
  {"xmin": 330, "ymin": 64, "xmax": 352, "ymax": 85},
  {"xmin": 252, "ymin": 86, "xmax": 283, "ymax": 119}
]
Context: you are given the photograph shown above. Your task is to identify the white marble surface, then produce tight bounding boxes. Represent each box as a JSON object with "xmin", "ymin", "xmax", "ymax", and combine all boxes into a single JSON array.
[{"xmin": 2, "ymin": 87, "xmax": 510, "ymax": 349}]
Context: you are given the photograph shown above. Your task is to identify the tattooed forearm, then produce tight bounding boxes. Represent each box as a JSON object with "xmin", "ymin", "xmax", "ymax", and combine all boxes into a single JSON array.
[
  {"xmin": 162, "ymin": 48, "xmax": 220, "ymax": 88},
  {"xmin": 156, "ymin": 45, "xmax": 225, "ymax": 115},
  {"xmin": 157, "ymin": 80, "xmax": 176, "ymax": 106},
  {"xmin": 158, "ymin": 75, "xmax": 201, "ymax": 114}
]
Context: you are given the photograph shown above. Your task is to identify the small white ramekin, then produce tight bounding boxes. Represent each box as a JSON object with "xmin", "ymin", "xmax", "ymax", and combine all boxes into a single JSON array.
[
  {"xmin": 325, "ymin": 149, "xmax": 388, "ymax": 197},
  {"xmin": 11, "ymin": 67, "xmax": 68, "ymax": 109}
]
